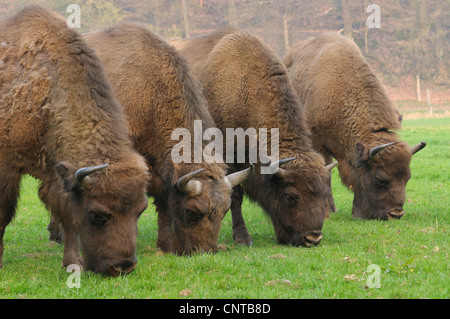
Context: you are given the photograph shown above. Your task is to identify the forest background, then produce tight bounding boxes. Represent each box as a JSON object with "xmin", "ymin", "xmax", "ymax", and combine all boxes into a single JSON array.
[{"xmin": 1, "ymin": 0, "xmax": 449, "ymax": 103}]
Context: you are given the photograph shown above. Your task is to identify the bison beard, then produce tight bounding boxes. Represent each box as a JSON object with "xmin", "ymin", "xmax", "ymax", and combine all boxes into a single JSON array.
[
  {"xmin": 284, "ymin": 32, "xmax": 426, "ymax": 220},
  {"xmin": 0, "ymin": 6, "xmax": 150, "ymax": 276}
]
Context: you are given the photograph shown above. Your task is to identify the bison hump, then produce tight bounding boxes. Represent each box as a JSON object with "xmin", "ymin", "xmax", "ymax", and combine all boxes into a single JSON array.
[{"xmin": 366, "ymin": 84, "xmax": 402, "ymax": 132}]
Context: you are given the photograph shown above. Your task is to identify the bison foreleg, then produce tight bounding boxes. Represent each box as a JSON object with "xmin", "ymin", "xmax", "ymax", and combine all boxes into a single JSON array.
[
  {"xmin": 0, "ymin": 172, "xmax": 21, "ymax": 269},
  {"xmin": 325, "ymin": 160, "xmax": 338, "ymax": 215},
  {"xmin": 314, "ymin": 142, "xmax": 338, "ymax": 215},
  {"xmin": 38, "ymin": 180, "xmax": 83, "ymax": 268},
  {"xmin": 230, "ymin": 185, "xmax": 253, "ymax": 246},
  {"xmin": 156, "ymin": 205, "xmax": 173, "ymax": 252},
  {"xmin": 47, "ymin": 213, "xmax": 64, "ymax": 243},
  {"xmin": 61, "ymin": 224, "xmax": 83, "ymax": 269}
]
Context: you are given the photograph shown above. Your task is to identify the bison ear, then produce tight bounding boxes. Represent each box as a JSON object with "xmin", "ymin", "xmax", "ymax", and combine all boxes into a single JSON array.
[
  {"xmin": 352, "ymin": 142, "xmax": 369, "ymax": 165},
  {"xmin": 56, "ymin": 161, "xmax": 81, "ymax": 193}
]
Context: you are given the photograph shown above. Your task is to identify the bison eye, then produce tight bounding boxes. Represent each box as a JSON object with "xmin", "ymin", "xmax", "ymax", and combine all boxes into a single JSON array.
[
  {"xmin": 285, "ymin": 194, "xmax": 298, "ymax": 205},
  {"xmin": 375, "ymin": 176, "xmax": 390, "ymax": 188},
  {"xmin": 185, "ymin": 209, "xmax": 203, "ymax": 222},
  {"xmin": 88, "ymin": 210, "xmax": 111, "ymax": 226}
]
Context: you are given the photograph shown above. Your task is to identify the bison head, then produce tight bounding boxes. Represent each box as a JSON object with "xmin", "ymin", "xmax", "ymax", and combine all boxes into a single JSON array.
[
  {"xmin": 348, "ymin": 141, "xmax": 426, "ymax": 220},
  {"xmin": 165, "ymin": 164, "xmax": 253, "ymax": 255},
  {"xmin": 256, "ymin": 155, "xmax": 335, "ymax": 247},
  {"xmin": 56, "ymin": 159, "xmax": 149, "ymax": 276}
]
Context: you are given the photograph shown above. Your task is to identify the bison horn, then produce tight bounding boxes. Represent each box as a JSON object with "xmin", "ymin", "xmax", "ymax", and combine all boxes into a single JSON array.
[
  {"xmin": 75, "ymin": 163, "xmax": 109, "ymax": 183},
  {"xmin": 325, "ymin": 161, "xmax": 338, "ymax": 171},
  {"xmin": 224, "ymin": 164, "xmax": 254, "ymax": 190},
  {"xmin": 176, "ymin": 168, "xmax": 204, "ymax": 196},
  {"xmin": 369, "ymin": 142, "xmax": 396, "ymax": 161},
  {"xmin": 410, "ymin": 141, "xmax": 426, "ymax": 155},
  {"xmin": 269, "ymin": 157, "xmax": 296, "ymax": 178}
]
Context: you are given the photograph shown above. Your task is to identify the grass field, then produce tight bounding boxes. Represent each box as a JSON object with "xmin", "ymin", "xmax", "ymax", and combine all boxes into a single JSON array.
[{"xmin": 0, "ymin": 117, "xmax": 448, "ymax": 299}]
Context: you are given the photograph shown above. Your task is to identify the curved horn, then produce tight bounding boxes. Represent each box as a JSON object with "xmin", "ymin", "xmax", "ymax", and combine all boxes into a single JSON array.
[
  {"xmin": 269, "ymin": 157, "xmax": 296, "ymax": 178},
  {"xmin": 325, "ymin": 161, "xmax": 338, "ymax": 171},
  {"xmin": 369, "ymin": 142, "xmax": 396, "ymax": 161},
  {"xmin": 224, "ymin": 164, "xmax": 254, "ymax": 191},
  {"xmin": 176, "ymin": 168, "xmax": 204, "ymax": 196},
  {"xmin": 75, "ymin": 163, "xmax": 109, "ymax": 183},
  {"xmin": 410, "ymin": 141, "xmax": 426, "ymax": 155}
]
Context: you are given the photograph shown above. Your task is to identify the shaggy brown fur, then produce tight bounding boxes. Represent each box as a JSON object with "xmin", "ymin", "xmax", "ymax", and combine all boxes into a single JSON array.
[
  {"xmin": 170, "ymin": 27, "xmax": 237, "ymax": 79},
  {"xmin": 0, "ymin": 6, "xmax": 149, "ymax": 275},
  {"xmin": 173, "ymin": 29, "xmax": 332, "ymax": 247},
  {"xmin": 284, "ymin": 32, "xmax": 425, "ymax": 219},
  {"xmin": 83, "ymin": 23, "xmax": 251, "ymax": 254}
]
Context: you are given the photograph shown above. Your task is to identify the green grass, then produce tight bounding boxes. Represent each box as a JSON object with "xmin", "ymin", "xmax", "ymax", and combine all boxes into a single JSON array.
[{"xmin": 0, "ymin": 117, "xmax": 448, "ymax": 299}]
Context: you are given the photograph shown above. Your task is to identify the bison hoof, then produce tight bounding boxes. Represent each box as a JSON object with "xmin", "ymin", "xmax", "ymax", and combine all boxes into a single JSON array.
[
  {"xmin": 49, "ymin": 232, "xmax": 63, "ymax": 244},
  {"xmin": 62, "ymin": 257, "xmax": 84, "ymax": 270},
  {"xmin": 233, "ymin": 230, "xmax": 253, "ymax": 246},
  {"xmin": 235, "ymin": 238, "xmax": 253, "ymax": 246},
  {"xmin": 156, "ymin": 240, "xmax": 172, "ymax": 253}
]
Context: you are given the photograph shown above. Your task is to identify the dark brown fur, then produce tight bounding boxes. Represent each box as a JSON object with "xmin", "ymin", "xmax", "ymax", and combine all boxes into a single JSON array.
[
  {"xmin": 83, "ymin": 23, "xmax": 249, "ymax": 254},
  {"xmin": 284, "ymin": 32, "xmax": 425, "ymax": 219},
  {"xmin": 0, "ymin": 6, "xmax": 149, "ymax": 275},
  {"xmin": 173, "ymin": 29, "xmax": 332, "ymax": 247}
]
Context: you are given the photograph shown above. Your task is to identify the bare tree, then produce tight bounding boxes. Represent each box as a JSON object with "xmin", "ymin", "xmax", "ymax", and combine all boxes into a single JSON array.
[
  {"xmin": 364, "ymin": 0, "xmax": 368, "ymax": 53},
  {"xmin": 283, "ymin": 14, "xmax": 290, "ymax": 50},
  {"xmin": 282, "ymin": 0, "xmax": 290, "ymax": 51},
  {"xmin": 181, "ymin": 0, "xmax": 190, "ymax": 38},
  {"xmin": 153, "ymin": 0, "xmax": 161, "ymax": 34},
  {"xmin": 228, "ymin": 0, "xmax": 237, "ymax": 27},
  {"xmin": 342, "ymin": 0, "xmax": 353, "ymax": 39},
  {"xmin": 418, "ymin": 0, "xmax": 427, "ymax": 25}
]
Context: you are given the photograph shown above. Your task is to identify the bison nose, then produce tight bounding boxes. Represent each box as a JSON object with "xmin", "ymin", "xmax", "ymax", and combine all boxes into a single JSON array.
[
  {"xmin": 304, "ymin": 231, "xmax": 323, "ymax": 247},
  {"xmin": 387, "ymin": 210, "xmax": 405, "ymax": 220},
  {"xmin": 108, "ymin": 257, "xmax": 137, "ymax": 277}
]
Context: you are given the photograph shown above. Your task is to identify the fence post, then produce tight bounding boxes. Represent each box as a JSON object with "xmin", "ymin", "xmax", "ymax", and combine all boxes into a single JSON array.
[
  {"xmin": 416, "ymin": 75, "xmax": 421, "ymax": 102},
  {"xmin": 283, "ymin": 14, "xmax": 290, "ymax": 50},
  {"xmin": 426, "ymin": 89, "xmax": 432, "ymax": 115},
  {"xmin": 181, "ymin": 0, "xmax": 190, "ymax": 38}
]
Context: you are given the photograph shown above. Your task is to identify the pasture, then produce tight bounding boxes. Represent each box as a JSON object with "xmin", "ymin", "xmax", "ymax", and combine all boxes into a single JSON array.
[{"xmin": 0, "ymin": 116, "xmax": 448, "ymax": 299}]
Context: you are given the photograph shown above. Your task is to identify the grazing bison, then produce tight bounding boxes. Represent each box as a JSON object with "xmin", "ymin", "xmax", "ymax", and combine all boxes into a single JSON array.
[
  {"xmin": 284, "ymin": 32, "xmax": 426, "ymax": 220},
  {"xmin": 0, "ymin": 6, "xmax": 149, "ymax": 276},
  {"xmin": 80, "ymin": 23, "xmax": 252, "ymax": 254},
  {"xmin": 173, "ymin": 29, "xmax": 335, "ymax": 247}
]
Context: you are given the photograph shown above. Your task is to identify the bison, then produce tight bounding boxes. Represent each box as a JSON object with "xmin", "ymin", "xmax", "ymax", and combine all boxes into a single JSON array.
[
  {"xmin": 0, "ymin": 6, "xmax": 149, "ymax": 276},
  {"xmin": 284, "ymin": 32, "xmax": 426, "ymax": 220},
  {"xmin": 172, "ymin": 28, "xmax": 336, "ymax": 247},
  {"xmin": 79, "ymin": 23, "xmax": 252, "ymax": 254}
]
